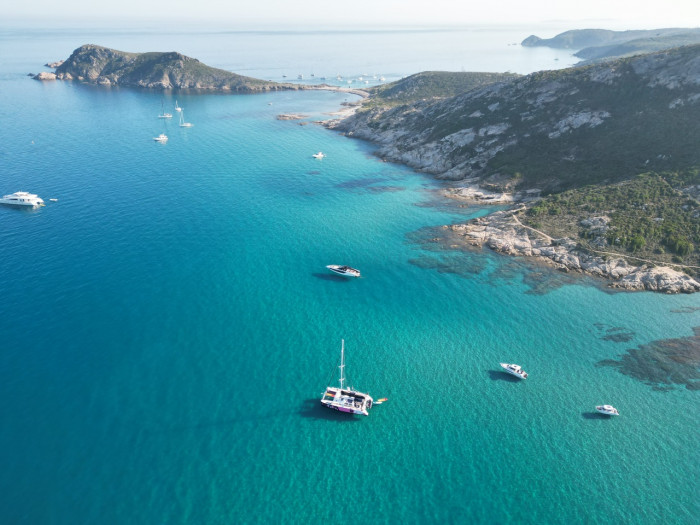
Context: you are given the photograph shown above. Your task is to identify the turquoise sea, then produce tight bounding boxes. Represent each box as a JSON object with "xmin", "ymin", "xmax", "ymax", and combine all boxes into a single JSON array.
[{"xmin": 0, "ymin": 24, "xmax": 698, "ymax": 524}]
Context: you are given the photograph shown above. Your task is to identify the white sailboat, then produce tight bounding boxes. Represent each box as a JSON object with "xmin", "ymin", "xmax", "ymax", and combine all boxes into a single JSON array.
[
  {"xmin": 320, "ymin": 340, "xmax": 373, "ymax": 416},
  {"xmin": 179, "ymin": 110, "xmax": 193, "ymax": 128},
  {"xmin": 174, "ymin": 100, "xmax": 182, "ymax": 112},
  {"xmin": 158, "ymin": 100, "xmax": 172, "ymax": 119}
]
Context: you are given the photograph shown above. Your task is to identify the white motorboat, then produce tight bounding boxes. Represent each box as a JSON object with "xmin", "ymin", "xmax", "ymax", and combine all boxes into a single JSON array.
[
  {"xmin": 596, "ymin": 405, "xmax": 620, "ymax": 416},
  {"xmin": 312, "ymin": 152, "xmax": 325, "ymax": 159},
  {"xmin": 321, "ymin": 340, "xmax": 374, "ymax": 416},
  {"xmin": 326, "ymin": 265, "xmax": 360, "ymax": 278},
  {"xmin": 0, "ymin": 191, "xmax": 44, "ymax": 207},
  {"xmin": 499, "ymin": 362, "xmax": 528, "ymax": 379},
  {"xmin": 153, "ymin": 134, "xmax": 168, "ymax": 142}
]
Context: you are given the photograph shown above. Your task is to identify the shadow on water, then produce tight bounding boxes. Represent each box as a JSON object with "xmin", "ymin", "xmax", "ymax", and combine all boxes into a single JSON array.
[
  {"xmin": 581, "ymin": 412, "xmax": 614, "ymax": 420},
  {"xmin": 298, "ymin": 398, "xmax": 361, "ymax": 422},
  {"xmin": 312, "ymin": 272, "xmax": 351, "ymax": 282},
  {"xmin": 487, "ymin": 370, "xmax": 523, "ymax": 382}
]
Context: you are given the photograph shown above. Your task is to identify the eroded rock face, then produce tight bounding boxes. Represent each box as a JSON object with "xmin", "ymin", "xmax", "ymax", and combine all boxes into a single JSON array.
[{"xmin": 611, "ymin": 267, "xmax": 700, "ymax": 293}]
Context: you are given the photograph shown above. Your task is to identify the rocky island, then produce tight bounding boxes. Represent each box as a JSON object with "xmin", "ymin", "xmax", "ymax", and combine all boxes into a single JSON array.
[
  {"xmin": 36, "ymin": 44, "xmax": 299, "ymax": 92},
  {"xmin": 326, "ymin": 44, "xmax": 700, "ymax": 293}
]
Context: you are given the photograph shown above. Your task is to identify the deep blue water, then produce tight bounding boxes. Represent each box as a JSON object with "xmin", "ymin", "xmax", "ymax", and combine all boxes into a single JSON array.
[{"xmin": 0, "ymin": 25, "xmax": 698, "ymax": 525}]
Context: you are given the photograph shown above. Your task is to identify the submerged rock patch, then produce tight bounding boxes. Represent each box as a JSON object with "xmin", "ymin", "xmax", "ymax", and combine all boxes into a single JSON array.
[{"xmin": 597, "ymin": 327, "xmax": 700, "ymax": 391}]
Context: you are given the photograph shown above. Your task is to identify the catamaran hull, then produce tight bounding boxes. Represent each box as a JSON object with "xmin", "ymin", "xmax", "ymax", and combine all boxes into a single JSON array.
[{"xmin": 322, "ymin": 403, "xmax": 368, "ymax": 416}]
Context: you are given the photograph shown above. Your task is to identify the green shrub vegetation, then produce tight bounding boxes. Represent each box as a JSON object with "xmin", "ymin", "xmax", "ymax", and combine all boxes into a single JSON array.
[{"xmin": 522, "ymin": 171, "xmax": 700, "ymax": 272}]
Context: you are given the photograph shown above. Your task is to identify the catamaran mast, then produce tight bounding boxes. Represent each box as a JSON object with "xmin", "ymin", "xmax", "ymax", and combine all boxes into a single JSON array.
[{"xmin": 339, "ymin": 339, "xmax": 346, "ymax": 390}]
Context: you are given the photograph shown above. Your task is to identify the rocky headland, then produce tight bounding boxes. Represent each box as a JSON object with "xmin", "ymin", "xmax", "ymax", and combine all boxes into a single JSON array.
[{"xmin": 326, "ymin": 44, "xmax": 700, "ymax": 293}]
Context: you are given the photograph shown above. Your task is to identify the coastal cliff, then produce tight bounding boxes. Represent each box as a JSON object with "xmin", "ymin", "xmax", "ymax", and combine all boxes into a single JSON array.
[
  {"xmin": 327, "ymin": 45, "xmax": 700, "ymax": 292},
  {"xmin": 44, "ymin": 44, "xmax": 298, "ymax": 92}
]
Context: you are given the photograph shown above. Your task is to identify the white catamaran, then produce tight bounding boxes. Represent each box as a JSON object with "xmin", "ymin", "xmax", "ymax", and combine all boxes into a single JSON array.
[{"xmin": 321, "ymin": 340, "xmax": 373, "ymax": 416}]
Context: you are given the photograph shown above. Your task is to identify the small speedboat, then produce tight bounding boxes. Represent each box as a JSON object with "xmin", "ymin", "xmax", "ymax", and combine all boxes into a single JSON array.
[
  {"xmin": 326, "ymin": 265, "xmax": 361, "ymax": 278},
  {"xmin": 153, "ymin": 134, "xmax": 168, "ymax": 142},
  {"xmin": 499, "ymin": 363, "xmax": 528, "ymax": 379},
  {"xmin": 596, "ymin": 405, "xmax": 619, "ymax": 416},
  {"xmin": 0, "ymin": 191, "xmax": 44, "ymax": 207},
  {"xmin": 312, "ymin": 152, "xmax": 325, "ymax": 159}
]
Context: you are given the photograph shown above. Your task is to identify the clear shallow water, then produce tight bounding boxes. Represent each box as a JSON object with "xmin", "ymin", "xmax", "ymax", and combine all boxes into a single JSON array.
[{"xmin": 0, "ymin": 27, "xmax": 698, "ymax": 525}]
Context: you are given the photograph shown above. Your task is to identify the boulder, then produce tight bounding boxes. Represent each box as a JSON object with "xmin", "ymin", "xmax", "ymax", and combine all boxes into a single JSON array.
[{"xmin": 33, "ymin": 72, "xmax": 56, "ymax": 81}]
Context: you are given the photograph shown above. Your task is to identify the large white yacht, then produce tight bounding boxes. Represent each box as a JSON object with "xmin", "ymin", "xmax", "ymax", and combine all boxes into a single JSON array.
[
  {"xmin": 153, "ymin": 134, "xmax": 168, "ymax": 142},
  {"xmin": 326, "ymin": 265, "xmax": 360, "ymax": 277},
  {"xmin": 321, "ymin": 340, "xmax": 374, "ymax": 416},
  {"xmin": 595, "ymin": 405, "xmax": 620, "ymax": 416},
  {"xmin": 499, "ymin": 362, "xmax": 528, "ymax": 379},
  {"xmin": 0, "ymin": 191, "xmax": 45, "ymax": 207}
]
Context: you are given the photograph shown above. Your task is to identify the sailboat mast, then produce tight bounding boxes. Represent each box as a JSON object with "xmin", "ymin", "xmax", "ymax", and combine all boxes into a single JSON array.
[{"xmin": 339, "ymin": 339, "xmax": 346, "ymax": 390}]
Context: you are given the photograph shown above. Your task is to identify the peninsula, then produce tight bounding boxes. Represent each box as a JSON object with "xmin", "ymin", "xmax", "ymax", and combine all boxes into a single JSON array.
[
  {"xmin": 522, "ymin": 27, "xmax": 700, "ymax": 62},
  {"xmin": 327, "ymin": 44, "xmax": 700, "ymax": 293}
]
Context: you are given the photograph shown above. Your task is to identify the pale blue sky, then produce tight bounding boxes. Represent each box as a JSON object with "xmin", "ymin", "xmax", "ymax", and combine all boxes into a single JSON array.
[{"xmin": 3, "ymin": 0, "xmax": 699, "ymax": 28}]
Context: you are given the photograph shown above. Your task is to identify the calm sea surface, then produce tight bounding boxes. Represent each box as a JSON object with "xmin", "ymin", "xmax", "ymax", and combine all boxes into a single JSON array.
[{"xmin": 0, "ymin": 25, "xmax": 698, "ymax": 524}]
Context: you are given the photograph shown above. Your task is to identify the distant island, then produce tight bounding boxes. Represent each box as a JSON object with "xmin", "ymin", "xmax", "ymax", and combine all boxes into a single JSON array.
[
  {"xmin": 327, "ymin": 44, "xmax": 700, "ymax": 293},
  {"xmin": 35, "ymin": 44, "xmax": 299, "ymax": 92},
  {"xmin": 522, "ymin": 27, "xmax": 700, "ymax": 62}
]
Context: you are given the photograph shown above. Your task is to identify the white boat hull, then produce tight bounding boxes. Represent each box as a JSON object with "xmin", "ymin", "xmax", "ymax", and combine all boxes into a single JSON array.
[
  {"xmin": 326, "ymin": 265, "xmax": 360, "ymax": 278},
  {"xmin": 499, "ymin": 362, "xmax": 527, "ymax": 379},
  {"xmin": 321, "ymin": 387, "xmax": 372, "ymax": 416},
  {"xmin": 0, "ymin": 192, "xmax": 44, "ymax": 207},
  {"xmin": 596, "ymin": 405, "xmax": 619, "ymax": 416}
]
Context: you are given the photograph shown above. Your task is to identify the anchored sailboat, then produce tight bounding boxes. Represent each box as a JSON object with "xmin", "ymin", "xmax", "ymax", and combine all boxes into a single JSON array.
[
  {"xmin": 320, "ymin": 340, "xmax": 373, "ymax": 416},
  {"xmin": 158, "ymin": 100, "xmax": 173, "ymax": 119},
  {"xmin": 179, "ymin": 109, "xmax": 193, "ymax": 128}
]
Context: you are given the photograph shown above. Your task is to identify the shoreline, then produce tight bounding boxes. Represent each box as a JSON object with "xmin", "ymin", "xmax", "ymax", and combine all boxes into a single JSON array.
[
  {"xmin": 321, "ymin": 89, "xmax": 700, "ymax": 294},
  {"xmin": 447, "ymin": 206, "xmax": 700, "ymax": 294}
]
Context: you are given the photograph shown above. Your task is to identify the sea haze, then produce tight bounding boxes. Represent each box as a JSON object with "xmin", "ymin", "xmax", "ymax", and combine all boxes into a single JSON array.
[{"xmin": 0, "ymin": 25, "xmax": 698, "ymax": 525}]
